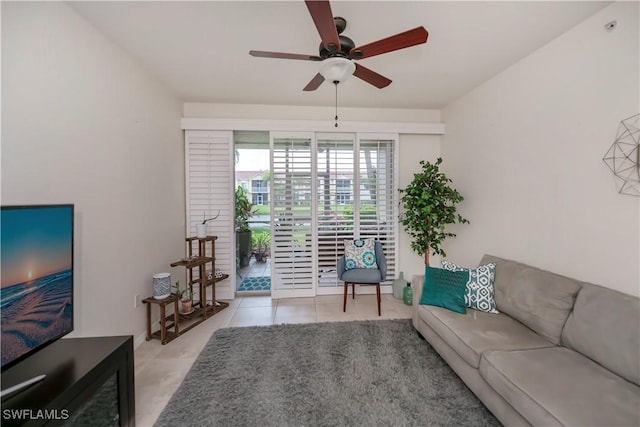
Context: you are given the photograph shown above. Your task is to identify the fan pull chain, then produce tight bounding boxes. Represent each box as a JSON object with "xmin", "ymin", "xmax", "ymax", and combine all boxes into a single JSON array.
[{"xmin": 334, "ymin": 81, "xmax": 339, "ymax": 128}]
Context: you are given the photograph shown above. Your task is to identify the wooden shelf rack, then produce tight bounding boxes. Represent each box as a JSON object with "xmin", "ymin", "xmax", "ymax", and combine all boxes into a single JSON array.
[{"xmin": 144, "ymin": 235, "xmax": 229, "ymax": 344}]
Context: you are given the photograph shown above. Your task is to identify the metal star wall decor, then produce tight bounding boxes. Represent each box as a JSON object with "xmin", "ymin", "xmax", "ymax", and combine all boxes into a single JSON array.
[{"xmin": 603, "ymin": 113, "xmax": 640, "ymax": 197}]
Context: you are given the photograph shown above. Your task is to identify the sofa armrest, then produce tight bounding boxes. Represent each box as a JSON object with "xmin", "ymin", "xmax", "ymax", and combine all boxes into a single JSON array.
[
  {"xmin": 411, "ymin": 274, "xmax": 424, "ymax": 325},
  {"xmin": 412, "ymin": 275, "xmax": 424, "ymax": 307}
]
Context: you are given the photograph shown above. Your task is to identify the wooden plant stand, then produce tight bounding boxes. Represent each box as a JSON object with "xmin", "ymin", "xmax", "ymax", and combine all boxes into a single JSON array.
[
  {"xmin": 144, "ymin": 236, "xmax": 229, "ymax": 344},
  {"xmin": 143, "ymin": 294, "xmax": 180, "ymax": 344}
]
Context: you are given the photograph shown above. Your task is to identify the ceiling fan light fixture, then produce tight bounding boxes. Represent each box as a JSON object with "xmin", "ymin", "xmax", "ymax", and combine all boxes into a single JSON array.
[{"xmin": 319, "ymin": 57, "xmax": 355, "ymax": 84}]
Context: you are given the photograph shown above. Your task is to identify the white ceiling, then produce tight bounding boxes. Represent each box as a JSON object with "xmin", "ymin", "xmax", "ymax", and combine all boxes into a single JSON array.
[{"xmin": 69, "ymin": 1, "xmax": 610, "ymax": 109}]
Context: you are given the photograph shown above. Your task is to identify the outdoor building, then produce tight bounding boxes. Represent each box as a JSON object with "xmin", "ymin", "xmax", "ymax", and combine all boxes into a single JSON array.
[{"xmin": 235, "ymin": 170, "xmax": 270, "ymax": 206}]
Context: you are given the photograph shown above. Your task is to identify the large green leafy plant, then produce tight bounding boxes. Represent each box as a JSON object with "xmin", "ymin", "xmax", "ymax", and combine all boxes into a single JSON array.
[
  {"xmin": 399, "ymin": 158, "xmax": 469, "ymax": 266},
  {"xmin": 235, "ymin": 186, "xmax": 254, "ymax": 232}
]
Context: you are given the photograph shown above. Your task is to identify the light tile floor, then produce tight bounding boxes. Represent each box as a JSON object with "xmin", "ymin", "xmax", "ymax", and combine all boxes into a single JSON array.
[
  {"xmin": 134, "ymin": 294, "xmax": 413, "ymax": 426},
  {"xmin": 240, "ymin": 257, "xmax": 271, "ymax": 278}
]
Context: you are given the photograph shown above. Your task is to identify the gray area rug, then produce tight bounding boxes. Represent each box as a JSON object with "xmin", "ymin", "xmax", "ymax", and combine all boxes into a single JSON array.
[{"xmin": 154, "ymin": 319, "xmax": 500, "ymax": 427}]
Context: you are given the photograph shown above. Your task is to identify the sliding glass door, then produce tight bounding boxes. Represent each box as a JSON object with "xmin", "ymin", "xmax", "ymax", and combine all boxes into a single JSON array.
[
  {"xmin": 270, "ymin": 132, "xmax": 315, "ymax": 298},
  {"xmin": 185, "ymin": 130, "xmax": 398, "ymax": 299},
  {"xmin": 357, "ymin": 135, "xmax": 397, "ymax": 283},
  {"xmin": 316, "ymin": 134, "xmax": 356, "ymax": 290},
  {"xmin": 315, "ymin": 133, "xmax": 398, "ymax": 293}
]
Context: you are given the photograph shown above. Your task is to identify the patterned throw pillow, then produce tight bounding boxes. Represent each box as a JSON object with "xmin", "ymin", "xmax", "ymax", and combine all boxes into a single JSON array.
[
  {"xmin": 344, "ymin": 239, "xmax": 378, "ymax": 270},
  {"xmin": 442, "ymin": 260, "xmax": 499, "ymax": 314}
]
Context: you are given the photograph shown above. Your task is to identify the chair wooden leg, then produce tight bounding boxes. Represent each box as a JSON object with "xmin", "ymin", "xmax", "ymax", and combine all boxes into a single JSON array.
[
  {"xmin": 343, "ymin": 281, "xmax": 348, "ymax": 312},
  {"xmin": 344, "ymin": 281, "xmax": 381, "ymax": 315}
]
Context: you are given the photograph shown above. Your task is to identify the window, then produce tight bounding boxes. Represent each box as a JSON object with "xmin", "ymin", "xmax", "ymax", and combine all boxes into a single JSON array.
[
  {"xmin": 271, "ymin": 133, "xmax": 315, "ymax": 297},
  {"xmin": 336, "ymin": 194, "xmax": 349, "ymax": 205},
  {"xmin": 336, "ymin": 179, "xmax": 351, "ymax": 191},
  {"xmin": 185, "ymin": 129, "xmax": 398, "ymax": 298},
  {"xmin": 251, "ymin": 179, "xmax": 268, "ymax": 205},
  {"xmin": 253, "ymin": 193, "xmax": 264, "ymax": 205},
  {"xmin": 315, "ymin": 133, "xmax": 398, "ymax": 290},
  {"xmin": 335, "ymin": 178, "xmax": 351, "ymax": 205}
]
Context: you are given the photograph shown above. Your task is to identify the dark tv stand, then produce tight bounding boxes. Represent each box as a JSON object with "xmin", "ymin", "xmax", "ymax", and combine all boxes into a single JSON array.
[
  {"xmin": 0, "ymin": 373, "xmax": 46, "ymax": 399},
  {"xmin": 1, "ymin": 336, "xmax": 135, "ymax": 426}
]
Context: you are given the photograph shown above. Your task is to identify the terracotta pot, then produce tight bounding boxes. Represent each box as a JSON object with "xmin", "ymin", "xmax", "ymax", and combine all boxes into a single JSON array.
[{"xmin": 181, "ymin": 299, "xmax": 193, "ymax": 313}]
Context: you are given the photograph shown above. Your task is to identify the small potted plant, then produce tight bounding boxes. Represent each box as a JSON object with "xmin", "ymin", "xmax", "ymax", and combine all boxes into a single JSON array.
[
  {"xmin": 252, "ymin": 232, "xmax": 271, "ymax": 263},
  {"xmin": 196, "ymin": 210, "xmax": 220, "ymax": 238},
  {"xmin": 173, "ymin": 281, "xmax": 194, "ymax": 314}
]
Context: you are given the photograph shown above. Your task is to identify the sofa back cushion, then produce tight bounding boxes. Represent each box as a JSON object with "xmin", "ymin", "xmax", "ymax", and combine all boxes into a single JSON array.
[
  {"xmin": 480, "ymin": 255, "xmax": 581, "ymax": 345},
  {"xmin": 562, "ymin": 283, "xmax": 640, "ymax": 386}
]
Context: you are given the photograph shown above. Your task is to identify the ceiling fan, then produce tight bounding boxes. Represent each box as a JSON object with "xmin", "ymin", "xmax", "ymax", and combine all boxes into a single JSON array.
[{"xmin": 249, "ymin": 0, "xmax": 428, "ymax": 91}]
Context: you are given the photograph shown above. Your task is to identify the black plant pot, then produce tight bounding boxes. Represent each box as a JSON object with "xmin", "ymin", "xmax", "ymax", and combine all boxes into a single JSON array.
[
  {"xmin": 255, "ymin": 250, "xmax": 267, "ymax": 263},
  {"xmin": 236, "ymin": 230, "xmax": 252, "ymax": 268}
]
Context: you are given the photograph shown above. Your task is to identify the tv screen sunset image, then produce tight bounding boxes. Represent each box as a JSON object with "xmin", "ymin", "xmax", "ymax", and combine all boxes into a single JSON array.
[{"xmin": 1, "ymin": 206, "xmax": 74, "ymax": 368}]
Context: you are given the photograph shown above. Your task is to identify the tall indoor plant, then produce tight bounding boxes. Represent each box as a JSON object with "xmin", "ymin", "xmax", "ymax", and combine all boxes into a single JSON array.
[{"xmin": 399, "ymin": 158, "xmax": 469, "ymax": 266}]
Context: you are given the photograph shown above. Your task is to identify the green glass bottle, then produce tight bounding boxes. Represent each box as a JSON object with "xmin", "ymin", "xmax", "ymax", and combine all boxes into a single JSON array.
[{"xmin": 403, "ymin": 283, "xmax": 413, "ymax": 305}]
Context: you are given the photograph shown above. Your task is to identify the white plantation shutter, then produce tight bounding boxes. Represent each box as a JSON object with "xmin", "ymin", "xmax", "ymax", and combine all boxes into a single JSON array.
[
  {"xmin": 357, "ymin": 134, "xmax": 398, "ymax": 286},
  {"xmin": 315, "ymin": 133, "xmax": 399, "ymax": 291},
  {"xmin": 183, "ymin": 128, "xmax": 398, "ymax": 298},
  {"xmin": 270, "ymin": 132, "xmax": 315, "ymax": 298},
  {"xmin": 185, "ymin": 130, "xmax": 235, "ymax": 300},
  {"xmin": 316, "ymin": 134, "xmax": 355, "ymax": 290}
]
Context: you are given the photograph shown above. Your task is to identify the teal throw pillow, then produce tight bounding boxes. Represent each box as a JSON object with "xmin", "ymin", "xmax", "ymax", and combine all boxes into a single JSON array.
[
  {"xmin": 419, "ymin": 267, "xmax": 468, "ymax": 314},
  {"xmin": 442, "ymin": 260, "xmax": 499, "ymax": 314},
  {"xmin": 344, "ymin": 238, "xmax": 378, "ymax": 270}
]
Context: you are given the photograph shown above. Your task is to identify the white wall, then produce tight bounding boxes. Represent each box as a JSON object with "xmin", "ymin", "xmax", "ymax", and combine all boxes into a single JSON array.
[
  {"xmin": 1, "ymin": 2, "xmax": 185, "ymax": 343},
  {"xmin": 183, "ymin": 102, "xmax": 442, "ymax": 280},
  {"xmin": 184, "ymin": 102, "xmax": 440, "ymax": 123},
  {"xmin": 441, "ymin": 2, "xmax": 639, "ymax": 296}
]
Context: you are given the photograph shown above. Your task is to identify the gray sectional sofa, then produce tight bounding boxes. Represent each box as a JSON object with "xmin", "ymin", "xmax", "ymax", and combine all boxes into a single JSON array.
[{"xmin": 412, "ymin": 254, "xmax": 640, "ymax": 426}]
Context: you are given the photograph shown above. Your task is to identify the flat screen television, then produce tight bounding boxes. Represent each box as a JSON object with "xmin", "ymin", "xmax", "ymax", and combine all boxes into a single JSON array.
[{"xmin": 1, "ymin": 204, "xmax": 74, "ymax": 375}]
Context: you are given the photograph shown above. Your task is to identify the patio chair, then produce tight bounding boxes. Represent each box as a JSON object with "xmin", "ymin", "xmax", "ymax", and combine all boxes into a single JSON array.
[{"xmin": 337, "ymin": 240, "xmax": 387, "ymax": 316}]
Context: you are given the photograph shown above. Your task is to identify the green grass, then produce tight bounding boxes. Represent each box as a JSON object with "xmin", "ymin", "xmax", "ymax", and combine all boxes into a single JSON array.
[
  {"xmin": 252, "ymin": 204, "xmax": 270, "ymax": 215},
  {"xmin": 250, "ymin": 226, "xmax": 270, "ymax": 234}
]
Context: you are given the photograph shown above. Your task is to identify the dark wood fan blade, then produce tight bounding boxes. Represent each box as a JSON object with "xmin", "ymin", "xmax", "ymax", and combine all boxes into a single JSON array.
[
  {"xmin": 250, "ymin": 50, "xmax": 323, "ymax": 61},
  {"xmin": 303, "ymin": 73, "xmax": 325, "ymax": 91},
  {"xmin": 305, "ymin": 0, "xmax": 340, "ymax": 53},
  {"xmin": 349, "ymin": 27, "xmax": 428, "ymax": 59},
  {"xmin": 353, "ymin": 63, "xmax": 391, "ymax": 89}
]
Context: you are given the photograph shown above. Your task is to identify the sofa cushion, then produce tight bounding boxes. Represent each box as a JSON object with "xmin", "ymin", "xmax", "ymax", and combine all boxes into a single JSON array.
[
  {"xmin": 480, "ymin": 255, "xmax": 581, "ymax": 345},
  {"xmin": 442, "ymin": 260, "xmax": 499, "ymax": 314},
  {"xmin": 416, "ymin": 304, "xmax": 553, "ymax": 368},
  {"xmin": 419, "ymin": 267, "xmax": 468, "ymax": 314},
  {"xmin": 480, "ymin": 347, "xmax": 640, "ymax": 426},
  {"xmin": 562, "ymin": 283, "xmax": 640, "ymax": 386}
]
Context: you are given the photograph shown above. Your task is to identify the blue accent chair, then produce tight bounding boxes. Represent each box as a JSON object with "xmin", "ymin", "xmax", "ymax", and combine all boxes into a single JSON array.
[{"xmin": 337, "ymin": 241, "xmax": 387, "ymax": 316}]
